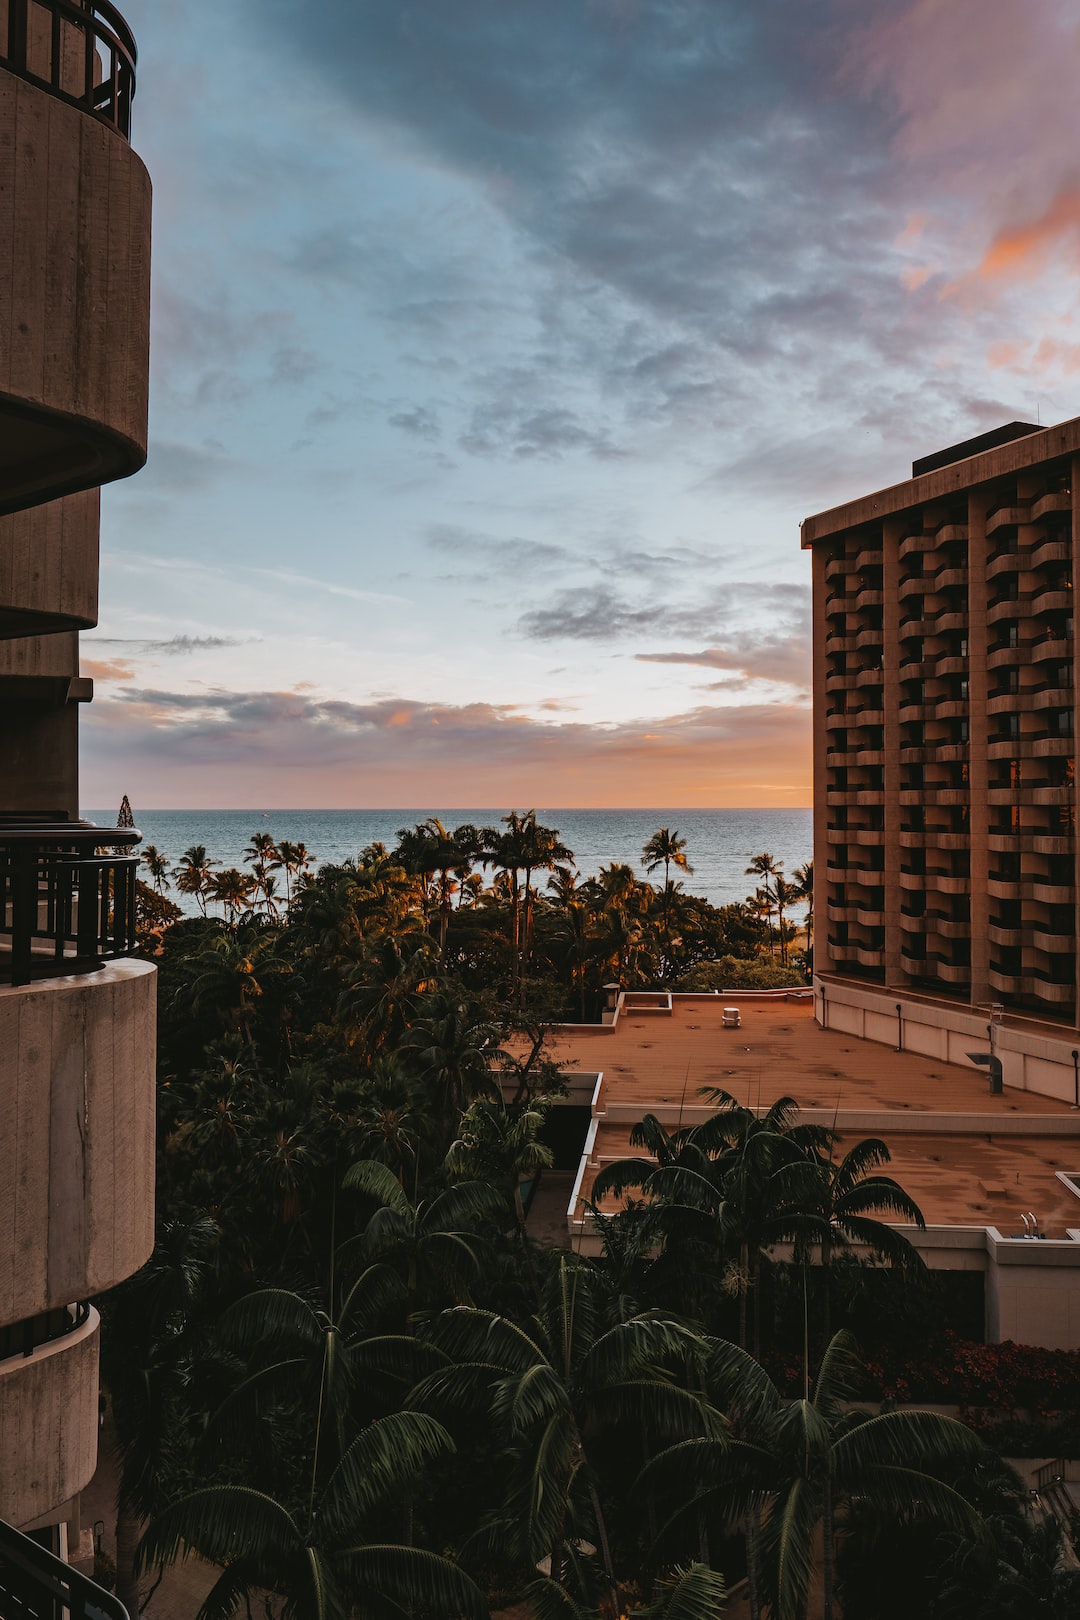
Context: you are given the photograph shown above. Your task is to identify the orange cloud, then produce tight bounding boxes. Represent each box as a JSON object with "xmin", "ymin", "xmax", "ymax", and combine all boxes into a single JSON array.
[
  {"xmin": 81, "ymin": 658, "xmax": 136, "ymax": 682},
  {"xmin": 81, "ymin": 688, "xmax": 812, "ymax": 808},
  {"xmin": 975, "ymin": 186, "xmax": 1080, "ymax": 283}
]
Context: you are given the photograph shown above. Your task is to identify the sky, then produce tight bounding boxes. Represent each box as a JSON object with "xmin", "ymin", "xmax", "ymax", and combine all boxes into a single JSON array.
[{"xmin": 80, "ymin": 0, "xmax": 1080, "ymax": 809}]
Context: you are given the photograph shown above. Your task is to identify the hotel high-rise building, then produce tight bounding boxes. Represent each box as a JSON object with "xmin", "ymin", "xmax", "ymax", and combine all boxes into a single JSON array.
[
  {"xmin": 0, "ymin": 0, "xmax": 155, "ymax": 1586},
  {"xmin": 803, "ymin": 417, "xmax": 1080, "ymax": 1099}
]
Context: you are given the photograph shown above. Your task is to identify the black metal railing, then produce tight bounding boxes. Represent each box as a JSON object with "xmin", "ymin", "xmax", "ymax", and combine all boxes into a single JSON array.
[
  {"xmin": 0, "ymin": 1515, "xmax": 128, "ymax": 1620},
  {"xmin": 0, "ymin": 1301, "xmax": 90, "ymax": 1363},
  {"xmin": 0, "ymin": 822, "xmax": 140, "ymax": 987},
  {"xmin": 2, "ymin": 0, "xmax": 136, "ymax": 139}
]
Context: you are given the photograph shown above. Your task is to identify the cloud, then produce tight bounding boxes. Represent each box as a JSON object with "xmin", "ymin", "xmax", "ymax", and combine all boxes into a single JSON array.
[
  {"xmin": 81, "ymin": 658, "xmax": 136, "ymax": 683},
  {"xmin": 388, "ymin": 405, "xmax": 440, "ymax": 438},
  {"xmin": 85, "ymin": 635, "xmax": 252, "ymax": 655},
  {"xmin": 82, "ymin": 685, "xmax": 811, "ymax": 807},
  {"xmin": 637, "ymin": 629, "xmax": 811, "ymax": 689},
  {"xmin": 519, "ymin": 581, "xmax": 808, "ymax": 646}
]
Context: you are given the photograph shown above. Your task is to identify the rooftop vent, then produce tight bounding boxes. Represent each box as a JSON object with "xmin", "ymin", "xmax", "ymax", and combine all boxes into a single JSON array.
[{"xmin": 912, "ymin": 421, "xmax": 1041, "ymax": 479}]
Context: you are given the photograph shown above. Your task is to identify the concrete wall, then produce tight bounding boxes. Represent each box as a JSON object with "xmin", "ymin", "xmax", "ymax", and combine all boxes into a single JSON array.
[
  {"xmin": 0, "ymin": 960, "xmax": 156, "ymax": 1328},
  {"xmin": 817, "ymin": 974, "xmax": 1080, "ymax": 1104},
  {"xmin": 0, "ymin": 68, "xmax": 151, "ymax": 512},
  {"xmin": 0, "ymin": 491, "xmax": 99, "ymax": 634},
  {"xmin": 0, "ymin": 1307, "xmax": 99, "ymax": 1526}
]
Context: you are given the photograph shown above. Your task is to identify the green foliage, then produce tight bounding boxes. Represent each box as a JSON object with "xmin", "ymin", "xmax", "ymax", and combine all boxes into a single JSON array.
[{"xmin": 673, "ymin": 956, "xmax": 808, "ymax": 991}]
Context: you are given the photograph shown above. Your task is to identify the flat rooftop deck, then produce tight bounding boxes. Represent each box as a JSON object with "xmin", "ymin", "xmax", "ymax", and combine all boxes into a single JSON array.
[
  {"xmin": 538, "ymin": 997, "xmax": 1080, "ymax": 1237},
  {"xmin": 541, "ymin": 996, "xmax": 1075, "ymax": 1116}
]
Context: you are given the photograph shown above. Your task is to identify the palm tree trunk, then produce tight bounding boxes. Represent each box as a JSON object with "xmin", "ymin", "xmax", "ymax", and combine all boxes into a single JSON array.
[
  {"xmin": 745, "ymin": 1505, "xmax": 763, "ymax": 1620},
  {"xmin": 115, "ymin": 1503, "xmax": 143, "ymax": 1619},
  {"xmin": 586, "ymin": 1477, "xmax": 621, "ymax": 1617},
  {"xmin": 738, "ymin": 1241, "xmax": 749, "ymax": 1348},
  {"xmin": 822, "ymin": 1476, "xmax": 836, "ymax": 1620}
]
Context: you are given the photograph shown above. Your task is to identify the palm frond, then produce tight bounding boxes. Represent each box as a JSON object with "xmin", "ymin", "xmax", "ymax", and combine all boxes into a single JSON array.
[
  {"xmin": 591, "ymin": 1157, "xmax": 658, "ymax": 1200},
  {"xmin": 766, "ymin": 1476, "xmax": 818, "ymax": 1620},
  {"xmin": 811, "ymin": 1330, "xmax": 865, "ymax": 1412},
  {"xmin": 581, "ymin": 1315, "xmax": 705, "ymax": 1385},
  {"xmin": 645, "ymin": 1562, "xmax": 727, "ymax": 1620},
  {"xmin": 426, "ymin": 1305, "xmax": 547, "ymax": 1373},
  {"xmin": 424, "ymin": 1180, "xmax": 507, "ymax": 1231},
  {"xmin": 319, "ymin": 1411, "xmax": 457, "ymax": 1536},
  {"xmin": 136, "ymin": 1487, "xmax": 300, "ymax": 1575},
  {"xmin": 524, "ymin": 1574, "xmax": 592, "ymax": 1620},
  {"xmin": 341, "ymin": 1158, "xmax": 412, "ymax": 1215},
  {"xmin": 338, "ymin": 1545, "xmax": 488, "ymax": 1619},
  {"xmin": 216, "ymin": 1287, "xmax": 323, "ymax": 1351},
  {"xmin": 834, "ymin": 1408, "xmax": 987, "ymax": 1475}
]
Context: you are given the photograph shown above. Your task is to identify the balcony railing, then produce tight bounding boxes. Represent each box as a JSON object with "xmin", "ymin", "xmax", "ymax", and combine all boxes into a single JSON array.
[
  {"xmin": 0, "ymin": 1515, "xmax": 128, "ymax": 1620},
  {"xmin": 2, "ymin": 0, "xmax": 136, "ymax": 139},
  {"xmin": 0, "ymin": 822, "xmax": 140, "ymax": 987}
]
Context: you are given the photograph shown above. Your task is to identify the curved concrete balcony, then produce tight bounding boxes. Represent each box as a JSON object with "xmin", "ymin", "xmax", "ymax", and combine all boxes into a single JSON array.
[
  {"xmin": 899, "ymin": 830, "xmax": 969, "ymax": 850},
  {"xmin": 0, "ymin": 1305, "xmax": 98, "ymax": 1527},
  {"xmin": 853, "ymin": 586, "xmax": 884, "ymax": 609},
  {"xmin": 0, "ymin": 958, "xmax": 155, "ymax": 1324},
  {"xmin": 0, "ymin": 490, "xmax": 98, "ymax": 636},
  {"xmin": 1027, "ymin": 930, "xmax": 1075, "ymax": 955},
  {"xmin": 1031, "ymin": 490, "xmax": 1072, "ymax": 521},
  {"xmin": 933, "ymin": 522, "xmax": 969, "ymax": 543},
  {"xmin": 1030, "ymin": 536, "xmax": 1071, "ymax": 567},
  {"xmin": 986, "ymin": 505, "xmax": 1028, "ymax": 535},
  {"xmin": 827, "ymin": 789, "xmax": 884, "ymax": 807},
  {"xmin": 827, "ymin": 906, "xmax": 885, "ymax": 929},
  {"xmin": 988, "ymin": 877, "xmax": 1073, "ymax": 902},
  {"xmin": 900, "ymin": 913, "xmax": 970, "ymax": 940},
  {"xmin": 899, "ymin": 869, "xmax": 969, "ymax": 894},
  {"xmin": 899, "ymin": 789, "xmax": 969, "ymax": 807},
  {"xmin": 902, "ymin": 611, "xmax": 968, "ymax": 636},
  {"xmin": 1028, "ymin": 636, "xmax": 1074, "ymax": 666},
  {"xmin": 900, "ymin": 743, "xmax": 969, "ymax": 764},
  {"xmin": 853, "ymin": 626, "xmax": 884, "ymax": 650},
  {"xmin": 987, "ymin": 644, "xmax": 1033, "ymax": 668},
  {"xmin": 986, "ymin": 550, "xmax": 1026, "ymax": 580},
  {"xmin": 898, "ymin": 532, "xmax": 936, "ymax": 559},
  {"xmin": 898, "ymin": 576, "xmax": 940, "ymax": 599},
  {"xmin": 0, "ymin": 9, "xmax": 150, "ymax": 516}
]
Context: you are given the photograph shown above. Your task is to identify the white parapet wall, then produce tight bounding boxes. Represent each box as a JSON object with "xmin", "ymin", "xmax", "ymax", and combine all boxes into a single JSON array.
[{"xmin": 815, "ymin": 975, "xmax": 1080, "ymax": 1105}]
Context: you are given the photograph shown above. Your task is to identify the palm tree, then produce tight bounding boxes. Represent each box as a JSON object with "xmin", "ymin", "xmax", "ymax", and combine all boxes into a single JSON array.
[
  {"xmin": 785, "ymin": 1135, "xmax": 926, "ymax": 1345},
  {"xmin": 136, "ymin": 1410, "xmax": 487, "ymax": 1620},
  {"xmin": 141, "ymin": 844, "xmax": 170, "ymax": 895},
  {"xmin": 243, "ymin": 831, "xmax": 280, "ymax": 912},
  {"xmin": 745, "ymin": 853, "xmax": 781, "ymax": 954},
  {"xmin": 445, "ymin": 1097, "xmax": 554, "ymax": 1298},
  {"xmin": 341, "ymin": 1158, "xmax": 504, "ymax": 1318},
  {"xmin": 792, "ymin": 859, "xmax": 813, "ymax": 949},
  {"xmin": 207, "ymin": 867, "xmax": 257, "ymax": 923},
  {"xmin": 173, "ymin": 845, "xmax": 218, "ymax": 916},
  {"xmin": 412, "ymin": 1256, "xmax": 717, "ymax": 1614},
  {"xmin": 395, "ymin": 818, "xmax": 466, "ymax": 952},
  {"xmin": 271, "ymin": 839, "xmax": 311, "ymax": 906},
  {"xmin": 772, "ymin": 874, "xmax": 801, "ymax": 965},
  {"xmin": 644, "ymin": 1333, "xmax": 988, "ymax": 1620},
  {"xmin": 642, "ymin": 828, "xmax": 693, "ymax": 889},
  {"xmin": 399, "ymin": 986, "xmax": 508, "ymax": 1140}
]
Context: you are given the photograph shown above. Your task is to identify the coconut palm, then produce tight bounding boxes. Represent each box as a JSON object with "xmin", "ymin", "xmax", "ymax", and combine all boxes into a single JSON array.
[
  {"xmin": 792, "ymin": 860, "xmax": 813, "ymax": 948},
  {"xmin": 341, "ymin": 1158, "xmax": 504, "ymax": 1318},
  {"xmin": 399, "ymin": 985, "xmax": 508, "ymax": 1140},
  {"xmin": 643, "ymin": 1333, "xmax": 987, "ymax": 1620},
  {"xmin": 642, "ymin": 828, "xmax": 693, "ymax": 889},
  {"xmin": 173, "ymin": 845, "xmax": 218, "ymax": 916},
  {"xmin": 136, "ymin": 1410, "xmax": 487, "ymax": 1620},
  {"xmin": 745, "ymin": 853, "xmax": 781, "ymax": 953},
  {"xmin": 141, "ymin": 844, "xmax": 170, "ymax": 895},
  {"xmin": 784, "ymin": 1136, "xmax": 926, "ymax": 1344},
  {"xmin": 243, "ymin": 832, "xmax": 280, "ymax": 913},
  {"xmin": 271, "ymin": 839, "xmax": 311, "ymax": 906},
  {"xmin": 772, "ymin": 874, "xmax": 801, "ymax": 965},
  {"xmin": 207, "ymin": 867, "xmax": 256, "ymax": 923},
  {"xmin": 445, "ymin": 1097, "xmax": 554, "ymax": 1299},
  {"xmin": 411, "ymin": 1257, "xmax": 718, "ymax": 1614}
]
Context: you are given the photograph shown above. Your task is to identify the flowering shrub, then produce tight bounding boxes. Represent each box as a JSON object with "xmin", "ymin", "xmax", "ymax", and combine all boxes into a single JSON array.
[{"xmin": 763, "ymin": 1333, "xmax": 1080, "ymax": 1413}]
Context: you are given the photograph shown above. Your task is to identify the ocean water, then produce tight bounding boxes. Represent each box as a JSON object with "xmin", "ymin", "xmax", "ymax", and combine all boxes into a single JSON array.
[{"xmin": 84, "ymin": 807, "xmax": 813, "ymax": 912}]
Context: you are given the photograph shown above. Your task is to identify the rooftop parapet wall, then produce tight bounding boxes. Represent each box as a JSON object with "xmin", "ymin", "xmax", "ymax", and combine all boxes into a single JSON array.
[
  {"xmin": 801, "ymin": 415, "xmax": 1080, "ymax": 546},
  {"xmin": 0, "ymin": 62, "xmax": 151, "ymax": 514}
]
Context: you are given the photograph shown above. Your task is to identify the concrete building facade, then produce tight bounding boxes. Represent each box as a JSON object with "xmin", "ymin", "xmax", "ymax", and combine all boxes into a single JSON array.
[
  {"xmin": 803, "ymin": 417, "xmax": 1080, "ymax": 1101},
  {"xmin": 0, "ymin": 0, "xmax": 154, "ymax": 1560}
]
